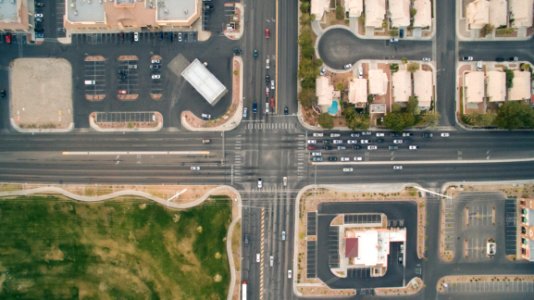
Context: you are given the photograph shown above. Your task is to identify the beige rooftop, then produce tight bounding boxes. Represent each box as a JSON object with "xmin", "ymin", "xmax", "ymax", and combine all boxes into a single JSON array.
[
  {"xmin": 489, "ymin": 0, "xmax": 508, "ymax": 27},
  {"xmin": 486, "ymin": 70, "xmax": 506, "ymax": 102},
  {"xmin": 311, "ymin": 0, "xmax": 330, "ymax": 20},
  {"xmin": 316, "ymin": 76, "xmax": 336, "ymax": 107},
  {"xmin": 510, "ymin": 0, "xmax": 534, "ymax": 28},
  {"xmin": 508, "ymin": 71, "xmax": 531, "ymax": 101},
  {"xmin": 348, "ymin": 78, "xmax": 368, "ymax": 104},
  {"xmin": 413, "ymin": 0, "xmax": 432, "ymax": 28},
  {"xmin": 413, "ymin": 69, "xmax": 433, "ymax": 107},
  {"xmin": 466, "ymin": 0, "xmax": 490, "ymax": 29},
  {"xmin": 465, "ymin": 71, "xmax": 485, "ymax": 103},
  {"xmin": 344, "ymin": 0, "xmax": 363, "ymax": 18},
  {"xmin": 392, "ymin": 70, "xmax": 411, "ymax": 103},
  {"xmin": 365, "ymin": 0, "xmax": 386, "ymax": 28},
  {"xmin": 0, "ymin": 0, "xmax": 29, "ymax": 32},
  {"xmin": 389, "ymin": 0, "xmax": 410, "ymax": 27},
  {"xmin": 368, "ymin": 68, "xmax": 388, "ymax": 96}
]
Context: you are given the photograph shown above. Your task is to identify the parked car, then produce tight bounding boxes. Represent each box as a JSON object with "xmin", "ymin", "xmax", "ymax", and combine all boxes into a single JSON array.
[
  {"xmin": 422, "ymin": 57, "xmax": 431, "ymax": 62},
  {"xmin": 311, "ymin": 156, "xmax": 323, "ymax": 162},
  {"xmin": 4, "ymin": 33, "xmax": 12, "ymax": 44},
  {"xmin": 257, "ymin": 178, "xmax": 263, "ymax": 189},
  {"xmin": 320, "ymin": 67, "xmax": 326, "ymax": 76},
  {"xmin": 463, "ymin": 56, "xmax": 473, "ymax": 61},
  {"xmin": 393, "ymin": 165, "xmax": 403, "ymax": 170},
  {"xmin": 393, "ymin": 139, "xmax": 403, "ymax": 144},
  {"xmin": 133, "ymin": 32, "xmax": 139, "ymax": 42},
  {"xmin": 202, "ymin": 139, "xmax": 211, "ymax": 144},
  {"xmin": 342, "ymin": 168, "xmax": 354, "ymax": 172},
  {"xmin": 190, "ymin": 166, "xmax": 200, "ymax": 171},
  {"xmin": 340, "ymin": 157, "xmax": 350, "ymax": 162},
  {"xmin": 201, "ymin": 113, "xmax": 211, "ymax": 120},
  {"xmin": 313, "ymin": 132, "xmax": 324, "ymax": 137},
  {"xmin": 343, "ymin": 63, "xmax": 352, "ymax": 70},
  {"xmin": 367, "ymin": 145, "xmax": 377, "ymax": 150},
  {"xmin": 409, "ymin": 145, "xmax": 418, "ymax": 150},
  {"xmin": 151, "ymin": 74, "xmax": 160, "ymax": 79},
  {"xmin": 327, "ymin": 156, "xmax": 338, "ymax": 162},
  {"xmin": 441, "ymin": 132, "xmax": 450, "ymax": 137},
  {"xmin": 330, "ymin": 133, "xmax": 341, "ymax": 137}
]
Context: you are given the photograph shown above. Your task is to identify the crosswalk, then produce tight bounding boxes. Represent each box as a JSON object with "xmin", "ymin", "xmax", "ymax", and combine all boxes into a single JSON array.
[
  {"xmin": 232, "ymin": 135, "xmax": 243, "ymax": 184},
  {"xmin": 245, "ymin": 120, "xmax": 298, "ymax": 131},
  {"xmin": 296, "ymin": 134, "xmax": 307, "ymax": 179}
]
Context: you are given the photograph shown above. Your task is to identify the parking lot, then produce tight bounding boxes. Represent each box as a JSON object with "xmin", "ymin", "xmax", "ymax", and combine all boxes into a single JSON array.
[
  {"xmin": 72, "ymin": 31, "xmax": 198, "ymax": 46},
  {"xmin": 116, "ymin": 56, "xmax": 139, "ymax": 99},
  {"xmin": 83, "ymin": 56, "xmax": 106, "ymax": 101},
  {"xmin": 443, "ymin": 280, "xmax": 534, "ymax": 295}
]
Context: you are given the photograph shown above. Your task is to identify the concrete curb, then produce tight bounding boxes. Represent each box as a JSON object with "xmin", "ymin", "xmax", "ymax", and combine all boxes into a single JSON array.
[
  {"xmin": 88, "ymin": 111, "xmax": 164, "ymax": 132},
  {"xmin": 10, "ymin": 118, "xmax": 74, "ymax": 133}
]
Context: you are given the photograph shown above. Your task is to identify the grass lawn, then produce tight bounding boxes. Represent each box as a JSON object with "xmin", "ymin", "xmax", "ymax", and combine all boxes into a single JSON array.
[{"xmin": 0, "ymin": 195, "xmax": 232, "ymax": 300}]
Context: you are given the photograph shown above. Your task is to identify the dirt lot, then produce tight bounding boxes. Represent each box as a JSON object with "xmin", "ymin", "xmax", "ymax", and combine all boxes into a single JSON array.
[{"xmin": 9, "ymin": 58, "xmax": 73, "ymax": 131}]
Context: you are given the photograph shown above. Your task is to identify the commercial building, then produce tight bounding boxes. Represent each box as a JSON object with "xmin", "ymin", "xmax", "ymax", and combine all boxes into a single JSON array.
[
  {"xmin": 464, "ymin": 71, "xmax": 485, "ymax": 103},
  {"xmin": 348, "ymin": 77, "xmax": 368, "ymax": 105},
  {"xmin": 365, "ymin": 0, "xmax": 386, "ymax": 28},
  {"xmin": 392, "ymin": 70, "xmax": 411, "ymax": 103},
  {"xmin": 368, "ymin": 69, "xmax": 388, "ymax": 96},
  {"xmin": 389, "ymin": 0, "xmax": 410, "ymax": 27},
  {"xmin": 508, "ymin": 71, "xmax": 531, "ymax": 101},
  {"xmin": 519, "ymin": 198, "xmax": 534, "ymax": 261},
  {"xmin": 413, "ymin": 69, "xmax": 433, "ymax": 108},
  {"xmin": 413, "ymin": 0, "xmax": 432, "ymax": 28},
  {"xmin": 0, "ymin": 0, "xmax": 30, "ymax": 32},
  {"xmin": 343, "ymin": 228, "xmax": 406, "ymax": 268},
  {"xmin": 510, "ymin": 0, "xmax": 534, "ymax": 28},
  {"xmin": 64, "ymin": 0, "xmax": 200, "ymax": 33},
  {"xmin": 181, "ymin": 59, "xmax": 227, "ymax": 106},
  {"xmin": 344, "ymin": 0, "xmax": 363, "ymax": 18},
  {"xmin": 486, "ymin": 70, "xmax": 506, "ymax": 102},
  {"xmin": 311, "ymin": 0, "xmax": 330, "ymax": 20}
]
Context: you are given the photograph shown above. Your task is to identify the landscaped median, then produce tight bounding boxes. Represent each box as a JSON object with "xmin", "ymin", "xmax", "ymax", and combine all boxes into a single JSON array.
[
  {"xmin": 0, "ymin": 183, "xmax": 242, "ymax": 300},
  {"xmin": 181, "ymin": 56, "xmax": 243, "ymax": 132},
  {"xmin": 89, "ymin": 111, "xmax": 163, "ymax": 132}
]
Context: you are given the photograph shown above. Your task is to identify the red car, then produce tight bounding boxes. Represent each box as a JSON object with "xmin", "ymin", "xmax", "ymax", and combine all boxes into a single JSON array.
[
  {"xmin": 269, "ymin": 97, "xmax": 275, "ymax": 110},
  {"xmin": 264, "ymin": 28, "xmax": 270, "ymax": 39},
  {"xmin": 5, "ymin": 33, "xmax": 12, "ymax": 44}
]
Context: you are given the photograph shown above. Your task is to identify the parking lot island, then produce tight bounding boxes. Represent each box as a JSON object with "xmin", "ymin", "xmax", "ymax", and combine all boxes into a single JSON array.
[
  {"xmin": 9, "ymin": 58, "xmax": 74, "ymax": 133},
  {"xmin": 89, "ymin": 111, "xmax": 163, "ymax": 132}
]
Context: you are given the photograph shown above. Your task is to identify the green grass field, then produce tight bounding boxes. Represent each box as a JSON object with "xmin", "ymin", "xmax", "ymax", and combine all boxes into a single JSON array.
[{"xmin": 0, "ymin": 195, "xmax": 232, "ymax": 300}]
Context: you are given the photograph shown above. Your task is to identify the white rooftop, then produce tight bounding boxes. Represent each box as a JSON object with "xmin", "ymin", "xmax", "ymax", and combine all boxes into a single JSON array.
[
  {"xmin": 489, "ymin": 0, "xmax": 508, "ymax": 27},
  {"xmin": 466, "ymin": 0, "xmax": 490, "ymax": 29},
  {"xmin": 365, "ymin": 0, "xmax": 386, "ymax": 28},
  {"xmin": 311, "ymin": 0, "xmax": 330, "ymax": 20},
  {"xmin": 392, "ymin": 70, "xmax": 411, "ymax": 103},
  {"xmin": 413, "ymin": 69, "xmax": 433, "ymax": 107},
  {"xmin": 389, "ymin": 0, "xmax": 410, "ymax": 27},
  {"xmin": 413, "ymin": 0, "xmax": 432, "ymax": 28},
  {"xmin": 486, "ymin": 70, "xmax": 506, "ymax": 102},
  {"xmin": 66, "ymin": 0, "xmax": 106, "ymax": 23},
  {"xmin": 344, "ymin": 228, "xmax": 406, "ymax": 268},
  {"xmin": 348, "ymin": 78, "xmax": 368, "ymax": 104},
  {"xmin": 508, "ymin": 70, "xmax": 531, "ymax": 101},
  {"xmin": 0, "ymin": 0, "xmax": 19, "ymax": 23},
  {"xmin": 465, "ymin": 71, "xmax": 485, "ymax": 103},
  {"xmin": 368, "ymin": 68, "xmax": 388, "ymax": 95},
  {"xmin": 510, "ymin": 0, "xmax": 534, "ymax": 28},
  {"xmin": 344, "ymin": 0, "xmax": 363, "ymax": 18},
  {"xmin": 181, "ymin": 59, "xmax": 227, "ymax": 106},
  {"xmin": 157, "ymin": 0, "xmax": 197, "ymax": 22}
]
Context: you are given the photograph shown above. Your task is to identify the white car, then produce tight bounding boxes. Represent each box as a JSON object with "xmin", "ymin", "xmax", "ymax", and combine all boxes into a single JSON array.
[
  {"xmin": 342, "ymin": 167, "xmax": 354, "ymax": 172},
  {"xmin": 307, "ymin": 140, "xmax": 317, "ymax": 144},
  {"xmin": 422, "ymin": 57, "xmax": 431, "ymax": 62},
  {"xmin": 288, "ymin": 269, "xmax": 292, "ymax": 279},
  {"xmin": 266, "ymin": 58, "xmax": 270, "ymax": 69},
  {"xmin": 347, "ymin": 140, "xmax": 358, "ymax": 144},
  {"xmin": 341, "ymin": 157, "xmax": 350, "ymax": 161},
  {"xmin": 360, "ymin": 139, "xmax": 369, "ymax": 144},
  {"xmin": 133, "ymin": 32, "xmax": 139, "ymax": 42},
  {"xmin": 270, "ymin": 256, "xmax": 274, "ymax": 267},
  {"xmin": 256, "ymin": 253, "xmax": 261, "ymax": 263},
  {"xmin": 270, "ymin": 80, "xmax": 275, "ymax": 90},
  {"xmin": 332, "ymin": 140, "xmax": 343, "ymax": 144},
  {"xmin": 343, "ymin": 63, "xmax": 352, "ymax": 70},
  {"xmin": 283, "ymin": 176, "xmax": 287, "ymax": 186},
  {"xmin": 151, "ymin": 59, "xmax": 160, "ymax": 64},
  {"xmin": 441, "ymin": 132, "xmax": 450, "ymax": 137},
  {"xmin": 409, "ymin": 145, "xmax": 418, "ymax": 150},
  {"xmin": 362, "ymin": 131, "xmax": 372, "ymax": 136},
  {"xmin": 367, "ymin": 145, "xmax": 377, "ymax": 150},
  {"xmin": 282, "ymin": 231, "xmax": 286, "ymax": 241},
  {"xmin": 190, "ymin": 166, "xmax": 200, "ymax": 171},
  {"xmin": 393, "ymin": 139, "xmax": 403, "ymax": 144},
  {"xmin": 312, "ymin": 132, "xmax": 324, "ymax": 137},
  {"xmin": 257, "ymin": 178, "xmax": 263, "ymax": 189},
  {"xmin": 402, "ymin": 132, "xmax": 412, "ymax": 137},
  {"xmin": 354, "ymin": 156, "xmax": 363, "ymax": 161},
  {"xmin": 201, "ymin": 113, "xmax": 211, "ymax": 120},
  {"xmin": 151, "ymin": 74, "xmax": 161, "ymax": 79},
  {"xmin": 350, "ymin": 133, "xmax": 360, "ymax": 137},
  {"xmin": 330, "ymin": 133, "xmax": 341, "ymax": 137},
  {"xmin": 311, "ymin": 152, "xmax": 322, "ymax": 157},
  {"xmin": 320, "ymin": 67, "xmax": 326, "ymax": 76},
  {"xmin": 393, "ymin": 165, "xmax": 403, "ymax": 170},
  {"xmin": 376, "ymin": 132, "xmax": 385, "ymax": 137}
]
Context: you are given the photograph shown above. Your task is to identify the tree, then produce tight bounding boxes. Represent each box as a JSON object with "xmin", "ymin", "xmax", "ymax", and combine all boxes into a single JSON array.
[
  {"xmin": 406, "ymin": 96, "xmax": 419, "ymax": 115},
  {"xmin": 384, "ymin": 112, "xmax": 415, "ymax": 132},
  {"xmin": 336, "ymin": 82, "xmax": 345, "ymax": 92},
  {"xmin": 318, "ymin": 113, "xmax": 334, "ymax": 129},
  {"xmin": 480, "ymin": 24, "xmax": 494, "ymax": 36},
  {"xmin": 347, "ymin": 114, "xmax": 369, "ymax": 130},
  {"xmin": 418, "ymin": 112, "xmax": 440, "ymax": 127},
  {"xmin": 389, "ymin": 63, "xmax": 399, "ymax": 73},
  {"xmin": 407, "ymin": 62, "xmax": 420, "ymax": 73},
  {"xmin": 300, "ymin": 1, "xmax": 311, "ymax": 14},
  {"xmin": 410, "ymin": 8, "xmax": 417, "ymax": 18},
  {"xmin": 494, "ymin": 101, "xmax": 534, "ymax": 129},
  {"xmin": 336, "ymin": 3, "xmax": 345, "ymax": 20},
  {"xmin": 299, "ymin": 88, "xmax": 317, "ymax": 108}
]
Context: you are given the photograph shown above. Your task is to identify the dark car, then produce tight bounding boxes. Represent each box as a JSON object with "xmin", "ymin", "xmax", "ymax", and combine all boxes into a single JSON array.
[
  {"xmin": 265, "ymin": 74, "xmax": 270, "ymax": 84},
  {"xmin": 495, "ymin": 57, "xmax": 505, "ymax": 62},
  {"xmin": 253, "ymin": 49, "xmax": 259, "ymax": 59},
  {"xmin": 327, "ymin": 156, "xmax": 338, "ymax": 162},
  {"xmin": 352, "ymin": 145, "xmax": 362, "ymax": 150},
  {"xmin": 322, "ymin": 144, "xmax": 333, "ymax": 150},
  {"xmin": 232, "ymin": 47, "xmax": 241, "ymax": 55},
  {"xmin": 0, "ymin": 89, "xmax": 7, "ymax": 98},
  {"xmin": 284, "ymin": 106, "xmax": 289, "ymax": 115},
  {"xmin": 422, "ymin": 132, "xmax": 433, "ymax": 138},
  {"xmin": 252, "ymin": 101, "xmax": 258, "ymax": 113},
  {"xmin": 508, "ymin": 56, "xmax": 518, "ymax": 61}
]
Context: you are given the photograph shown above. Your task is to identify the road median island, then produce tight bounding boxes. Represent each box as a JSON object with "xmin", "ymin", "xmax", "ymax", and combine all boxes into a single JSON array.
[
  {"xmin": 181, "ymin": 56, "xmax": 243, "ymax": 132},
  {"xmin": 89, "ymin": 111, "xmax": 163, "ymax": 132},
  {"xmin": 293, "ymin": 184, "xmax": 427, "ymax": 298},
  {"xmin": 437, "ymin": 275, "xmax": 534, "ymax": 294},
  {"xmin": 0, "ymin": 183, "xmax": 242, "ymax": 300}
]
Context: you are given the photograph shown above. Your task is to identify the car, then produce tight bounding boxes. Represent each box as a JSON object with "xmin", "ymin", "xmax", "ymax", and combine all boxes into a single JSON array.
[
  {"xmin": 322, "ymin": 144, "xmax": 333, "ymax": 150},
  {"xmin": 266, "ymin": 58, "xmax": 270, "ymax": 69},
  {"xmin": 393, "ymin": 139, "xmax": 403, "ymax": 144},
  {"xmin": 232, "ymin": 47, "xmax": 241, "ymax": 55},
  {"xmin": 5, "ymin": 33, "xmax": 12, "ymax": 44},
  {"xmin": 441, "ymin": 132, "xmax": 450, "ymax": 137},
  {"xmin": 352, "ymin": 145, "xmax": 362, "ymax": 150},
  {"xmin": 265, "ymin": 74, "xmax": 271, "ymax": 84},
  {"xmin": 402, "ymin": 132, "xmax": 412, "ymax": 137},
  {"xmin": 360, "ymin": 139, "xmax": 369, "ymax": 144},
  {"xmin": 282, "ymin": 231, "xmax": 286, "ymax": 240},
  {"xmin": 354, "ymin": 156, "xmax": 363, "ymax": 161},
  {"xmin": 265, "ymin": 86, "xmax": 270, "ymax": 96},
  {"xmin": 265, "ymin": 102, "xmax": 270, "ymax": 114},
  {"xmin": 284, "ymin": 106, "xmax": 289, "ymax": 115},
  {"xmin": 409, "ymin": 145, "xmax": 418, "ymax": 150},
  {"xmin": 376, "ymin": 132, "xmax": 385, "ymax": 137},
  {"xmin": 509, "ymin": 56, "xmax": 519, "ymax": 61},
  {"xmin": 264, "ymin": 28, "xmax": 271, "ymax": 38},
  {"xmin": 270, "ymin": 80, "xmax": 275, "ymax": 90},
  {"xmin": 476, "ymin": 61, "xmax": 483, "ymax": 70},
  {"xmin": 283, "ymin": 176, "xmax": 287, "ymax": 186},
  {"xmin": 389, "ymin": 38, "xmax": 399, "ymax": 43},
  {"xmin": 202, "ymin": 139, "xmax": 211, "ymax": 144},
  {"xmin": 422, "ymin": 57, "xmax": 431, "ymax": 62},
  {"xmin": 307, "ymin": 139, "xmax": 317, "ymax": 144},
  {"xmin": 340, "ymin": 157, "xmax": 350, "ymax": 162},
  {"xmin": 422, "ymin": 132, "xmax": 433, "ymax": 138},
  {"xmin": 242, "ymin": 106, "xmax": 248, "ymax": 119},
  {"xmin": 269, "ymin": 255, "xmax": 274, "ymax": 266},
  {"xmin": 398, "ymin": 256, "xmax": 403, "ymax": 264},
  {"xmin": 312, "ymin": 132, "xmax": 324, "ymax": 137},
  {"xmin": 253, "ymin": 49, "xmax": 259, "ymax": 59},
  {"xmin": 495, "ymin": 57, "xmax": 505, "ymax": 62},
  {"xmin": 327, "ymin": 156, "xmax": 338, "ymax": 161},
  {"xmin": 257, "ymin": 178, "xmax": 263, "ymax": 189},
  {"xmin": 177, "ymin": 32, "xmax": 184, "ymax": 42},
  {"xmin": 367, "ymin": 145, "xmax": 377, "ymax": 150},
  {"xmin": 320, "ymin": 67, "xmax": 326, "ymax": 76},
  {"xmin": 288, "ymin": 270, "xmax": 292, "ymax": 279},
  {"xmin": 358, "ymin": 66, "xmax": 364, "ymax": 77},
  {"xmin": 347, "ymin": 140, "xmax": 358, "ymax": 144},
  {"xmin": 342, "ymin": 167, "xmax": 354, "ymax": 172},
  {"xmin": 463, "ymin": 56, "xmax": 473, "ymax": 61},
  {"xmin": 269, "ymin": 97, "xmax": 275, "ymax": 110},
  {"xmin": 0, "ymin": 90, "xmax": 7, "ymax": 98},
  {"xmin": 311, "ymin": 156, "xmax": 323, "ymax": 162},
  {"xmin": 151, "ymin": 58, "xmax": 161, "ymax": 64},
  {"xmin": 133, "ymin": 32, "xmax": 139, "ymax": 42},
  {"xmin": 151, "ymin": 74, "xmax": 161, "ymax": 79},
  {"xmin": 336, "ymin": 145, "xmax": 347, "ymax": 150},
  {"xmin": 362, "ymin": 131, "xmax": 372, "ymax": 136},
  {"xmin": 333, "ymin": 140, "xmax": 343, "ymax": 144},
  {"xmin": 350, "ymin": 132, "xmax": 360, "ymax": 137},
  {"xmin": 393, "ymin": 165, "xmax": 403, "ymax": 170},
  {"xmin": 256, "ymin": 253, "xmax": 260, "ymax": 263},
  {"xmin": 201, "ymin": 113, "xmax": 211, "ymax": 120},
  {"xmin": 307, "ymin": 145, "xmax": 318, "ymax": 150},
  {"xmin": 388, "ymin": 145, "xmax": 399, "ymax": 150},
  {"xmin": 330, "ymin": 133, "xmax": 341, "ymax": 137},
  {"xmin": 36, "ymin": 2, "xmax": 45, "ymax": 7},
  {"xmin": 343, "ymin": 63, "xmax": 353, "ymax": 70},
  {"xmin": 190, "ymin": 166, "xmax": 201, "ymax": 171},
  {"xmin": 311, "ymin": 151, "xmax": 322, "ymax": 157},
  {"xmin": 118, "ymin": 89, "xmax": 128, "ymax": 95},
  {"xmin": 252, "ymin": 101, "xmax": 258, "ymax": 114}
]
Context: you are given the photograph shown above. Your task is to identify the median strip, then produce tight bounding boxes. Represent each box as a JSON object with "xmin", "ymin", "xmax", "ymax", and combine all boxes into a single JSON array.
[{"xmin": 62, "ymin": 151, "xmax": 210, "ymax": 156}]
